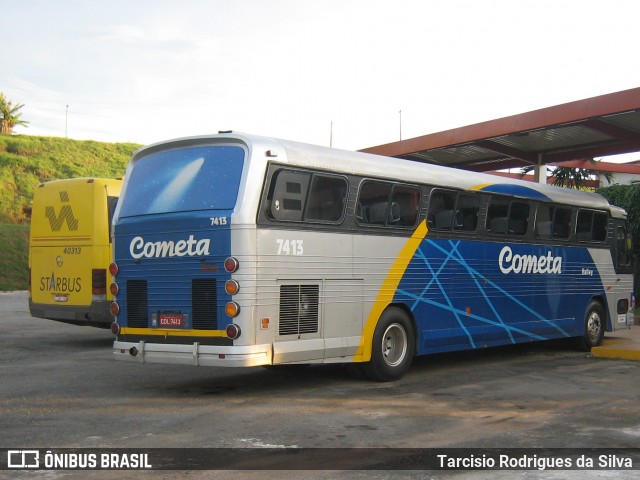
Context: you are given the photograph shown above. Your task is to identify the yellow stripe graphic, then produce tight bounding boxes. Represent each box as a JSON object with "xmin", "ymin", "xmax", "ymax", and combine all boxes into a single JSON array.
[{"xmin": 355, "ymin": 219, "xmax": 429, "ymax": 362}]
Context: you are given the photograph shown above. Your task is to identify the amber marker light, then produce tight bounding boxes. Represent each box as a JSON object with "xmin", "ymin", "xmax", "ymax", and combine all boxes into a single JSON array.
[
  {"xmin": 110, "ymin": 282, "xmax": 119, "ymax": 296},
  {"xmin": 225, "ymin": 301, "xmax": 240, "ymax": 318},
  {"xmin": 110, "ymin": 302, "xmax": 120, "ymax": 316},
  {"xmin": 225, "ymin": 279, "xmax": 240, "ymax": 295}
]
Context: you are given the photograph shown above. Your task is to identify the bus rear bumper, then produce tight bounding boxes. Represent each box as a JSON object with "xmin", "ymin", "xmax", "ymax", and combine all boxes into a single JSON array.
[
  {"xmin": 113, "ymin": 340, "xmax": 273, "ymax": 367},
  {"xmin": 29, "ymin": 299, "xmax": 113, "ymax": 328}
]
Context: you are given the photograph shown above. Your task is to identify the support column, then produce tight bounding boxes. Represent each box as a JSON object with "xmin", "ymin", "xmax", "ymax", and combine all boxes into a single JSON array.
[{"xmin": 533, "ymin": 154, "xmax": 547, "ymax": 184}]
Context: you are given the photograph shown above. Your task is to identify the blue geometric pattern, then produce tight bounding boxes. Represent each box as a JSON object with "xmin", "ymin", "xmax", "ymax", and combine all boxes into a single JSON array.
[{"xmin": 394, "ymin": 238, "xmax": 602, "ymax": 355}]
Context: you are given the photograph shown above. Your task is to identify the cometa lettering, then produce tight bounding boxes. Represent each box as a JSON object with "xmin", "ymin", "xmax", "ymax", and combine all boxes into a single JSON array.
[
  {"xmin": 499, "ymin": 246, "xmax": 562, "ymax": 275},
  {"xmin": 129, "ymin": 235, "xmax": 210, "ymax": 259}
]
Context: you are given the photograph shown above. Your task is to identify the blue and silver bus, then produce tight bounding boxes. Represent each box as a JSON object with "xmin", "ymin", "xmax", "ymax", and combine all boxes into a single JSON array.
[{"xmin": 110, "ymin": 133, "xmax": 635, "ymax": 381}]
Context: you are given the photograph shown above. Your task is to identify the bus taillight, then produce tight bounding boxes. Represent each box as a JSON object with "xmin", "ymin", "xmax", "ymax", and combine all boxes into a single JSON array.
[
  {"xmin": 110, "ymin": 282, "xmax": 119, "ymax": 296},
  {"xmin": 226, "ymin": 324, "xmax": 241, "ymax": 340},
  {"xmin": 110, "ymin": 302, "xmax": 120, "ymax": 316},
  {"xmin": 110, "ymin": 322, "xmax": 120, "ymax": 335},
  {"xmin": 92, "ymin": 269, "xmax": 107, "ymax": 295},
  {"xmin": 109, "ymin": 262, "xmax": 119, "ymax": 276},
  {"xmin": 225, "ymin": 279, "xmax": 240, "ymax": 295},
  {"xmin": 224, "ymin": 257, "xmax": 239, "ymax": 273},
  {"xmin": 225, "ymin": 301, "xmax": 240, "ymax": 318}
]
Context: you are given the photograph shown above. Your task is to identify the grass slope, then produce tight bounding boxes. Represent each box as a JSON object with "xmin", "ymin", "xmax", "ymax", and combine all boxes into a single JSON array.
[
  {"xmin": 0, "ymin": 134, "xmax": 140, "ymax": 223},
  {"xmin": 0, "ymin": 224, "xmax": 29, "ymax": 290}
]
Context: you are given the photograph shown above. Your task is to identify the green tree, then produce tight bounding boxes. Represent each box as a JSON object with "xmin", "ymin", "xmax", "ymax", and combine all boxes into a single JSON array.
[
  {"xmin": 520, "ymin": 163, "xmax": 613, "ymax": 189},
  {"xmin": 598, "ymin": 182, "xmax": 640, "ymax": 303},
  {"xmin": 0, "ymin": 92, "xmax": 29, "ymax": 135}
]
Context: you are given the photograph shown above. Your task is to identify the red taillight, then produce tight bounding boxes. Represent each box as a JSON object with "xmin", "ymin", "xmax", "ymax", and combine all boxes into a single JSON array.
[
  {"xmin": 110, "ymin": 302, "xmax": 120, "ymax": 316},
  {"xmin": 226, "ymin": 324, "xmax": 241, "ymax": 340},
  {"xmin": 110, "ymin": 322, "xmax": 120, "ymax": 335},
  {"xmin": 92, "ymin": 269, "xmax": 107, "ymax": 295},
  {"xmin": 224, "ymin": 257, "xmax": 239, "ymax": 273},
  {"xmin": 109, "ymin": 263, "xmax": 118, "ymax": 276}
]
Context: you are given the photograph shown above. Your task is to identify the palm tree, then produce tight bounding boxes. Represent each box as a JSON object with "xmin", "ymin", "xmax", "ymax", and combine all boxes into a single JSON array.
[
  {"xmin": 0, "ymin": 92, "xmax": 29, "ymax": 134},
  {"xmin": 520, "ymin": 162, "xmax": 613, "ymax": 189}
]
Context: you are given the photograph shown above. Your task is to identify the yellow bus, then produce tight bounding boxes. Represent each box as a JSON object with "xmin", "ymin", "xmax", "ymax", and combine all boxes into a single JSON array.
[{"xmin": 29, "ymin": 178, "xmax": 122, "ymax": 328}]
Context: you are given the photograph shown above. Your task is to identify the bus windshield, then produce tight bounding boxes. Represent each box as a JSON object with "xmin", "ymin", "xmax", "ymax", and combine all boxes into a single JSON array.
[{"xmin": 118, "ymin": 145, "xmax": 245, "ymax": 217}]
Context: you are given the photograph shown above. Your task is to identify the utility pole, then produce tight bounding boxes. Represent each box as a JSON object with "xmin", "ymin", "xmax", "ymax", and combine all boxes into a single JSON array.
[{"xmin": 330, "ymin": 121, "xmax": 333, "ymax": 147}]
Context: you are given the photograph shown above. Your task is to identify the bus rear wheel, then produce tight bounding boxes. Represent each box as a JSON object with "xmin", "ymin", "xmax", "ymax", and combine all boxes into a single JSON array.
[
  {"xmin": 362, "ymin": 307, "xmax": 415, "ymax": 382},
  {"xmin": 577, "ymin": 300, "xmax": 605, "ymax": 351}
]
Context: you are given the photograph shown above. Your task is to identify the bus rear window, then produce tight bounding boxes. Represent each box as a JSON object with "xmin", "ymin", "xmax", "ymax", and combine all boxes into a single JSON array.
[{"xmin": 119, "ymin": 146, "xmax": 245, "ymax": 217}]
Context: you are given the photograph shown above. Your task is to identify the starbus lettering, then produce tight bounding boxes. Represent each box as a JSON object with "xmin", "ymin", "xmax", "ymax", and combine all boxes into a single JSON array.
[
  {"xmin": 129, "ymin": 235, "xmax": 211, "ymax": 259},
  {"xmin": 39, "ymin": 273, "xmax": 82, "ymax": 292},
  {"xmin": 498, "ymin": 246, "xmax": 562, "ymax": 275}
]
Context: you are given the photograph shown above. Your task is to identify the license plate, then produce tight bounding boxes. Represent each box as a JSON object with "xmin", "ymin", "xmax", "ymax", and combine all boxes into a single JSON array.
[{"xmin": 159, "ymin": 313, "xmax": 184, "ymax": 328}]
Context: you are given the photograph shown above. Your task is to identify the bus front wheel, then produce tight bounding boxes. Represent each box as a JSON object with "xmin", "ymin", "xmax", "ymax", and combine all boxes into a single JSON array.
[
  {"xmin": 578, "ymin": 300, "xmax": 605, "ymax": 351},
  {"xmin": 362, "ymin": 307, "xmax": 415, "ymax": 382}
]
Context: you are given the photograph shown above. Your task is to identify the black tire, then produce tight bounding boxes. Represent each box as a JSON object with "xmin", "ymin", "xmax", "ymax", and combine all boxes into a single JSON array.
[
  {"xmin": 577, "ymin": 300, "xmax": 606, "ymax": 351},
  {"xmin": 362, "ymin": 307, "xmax": 415, "ymax": 382}
]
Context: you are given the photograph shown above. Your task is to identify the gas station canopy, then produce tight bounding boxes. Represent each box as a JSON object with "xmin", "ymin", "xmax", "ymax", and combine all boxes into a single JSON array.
[{"xmin": 360, "ymin": 87, "xmax": 640, "ymax": 172}]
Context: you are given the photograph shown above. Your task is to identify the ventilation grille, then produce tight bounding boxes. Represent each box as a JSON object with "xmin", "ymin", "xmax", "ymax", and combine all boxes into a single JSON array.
[
  {"xmin": 192, "ymin": 278, "xmax": 217, "ymax": 330},
  {"xmin": 279, "ymin": 285, "xmax": 319, "ymax": 335},
  {"xmin": 126, "ymin": 280, "xmax": 148, "ymax": 328}
]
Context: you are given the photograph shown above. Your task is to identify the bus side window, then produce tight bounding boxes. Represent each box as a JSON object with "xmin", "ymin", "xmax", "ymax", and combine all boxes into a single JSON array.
[
  {"xmin": 268, "ymin": 170, "xmax": 311, "ymax": 222},
  {"xmin": 576, "ymin": 210, "xmax": 593, "ymax": 241},
  {"xmin": 487, "ymin": 197, "xmax": 509, "ymax": 234},
  {"xmin": 390, "ymin": 185, "xmax": 420, "ymax": 227},
  {"xmin": 107, "ymin": 196, "xmax": 119, "ymax": 243},
  {"xmin": 357, "ymin": 181, "xmax": 392, "ymax": 225},
  {"xmin": 428, "ymin": 189, "xmax": 456, "ymax": 230},
  {"xmin": 535, "ymin": 204, "xmax": 554, "ymax": 239},
  {"xmin": 509, "ymin": 201, "xmax": 530, "ymax": 235},
  {"xmin": 455, "ymin": 193, "xmax": 479, "ymax": 232},
  {"xmin": 357, "ymin": 181, "xmax": 419, "ymax": 228},
  {"xmin": 576, "ymin": 210, "xmax": 608, "ymax": 242},
  {"xmin": 593, "ymin": 212, "xmax": 608, "ymax": 242},
  {"xmin": 616, "ymin": 226, "xmax": 632, "ymax": 269},
  {"xmin": 429, "ymin": 189, "xmax": 478, "ymax": 232},
  {"xmin": 553, "ymin": 207, "xmax": 571, "ymax": 239},
  {"xmin": 304, "ymin": 175, "xmax": 347, "ymax": 223},
  {"xmin": 487, "ymin": 197, "xmax": 529, "ymax": 236}
]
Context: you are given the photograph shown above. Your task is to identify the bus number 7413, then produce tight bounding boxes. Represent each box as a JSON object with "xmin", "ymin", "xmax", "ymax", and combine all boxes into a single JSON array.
[{"xmin": 276, "ymin": 239, "xmax": 304, "ymax": 256}]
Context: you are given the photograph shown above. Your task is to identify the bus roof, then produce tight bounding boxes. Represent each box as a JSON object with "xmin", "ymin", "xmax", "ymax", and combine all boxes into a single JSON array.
[
  {"xmin": 132, "ymin": 132, "xmax": 613, "ymax": 212},
  {"xmin": 38, "ymin": 177, "xmax": 122, "ymax": 188}
]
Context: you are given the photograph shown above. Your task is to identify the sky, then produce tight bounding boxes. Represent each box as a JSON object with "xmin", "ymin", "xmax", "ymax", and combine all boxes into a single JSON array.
[{"xmin": 3, "ymin": 0, "xmax": 640, "ymax": 152}]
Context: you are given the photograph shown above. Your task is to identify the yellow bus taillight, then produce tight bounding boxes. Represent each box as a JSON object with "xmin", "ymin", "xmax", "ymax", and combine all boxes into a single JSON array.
[{"xmin": 92, "ymin": 269, "xmax": 107, "ymax": 295}]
